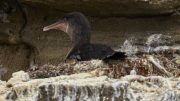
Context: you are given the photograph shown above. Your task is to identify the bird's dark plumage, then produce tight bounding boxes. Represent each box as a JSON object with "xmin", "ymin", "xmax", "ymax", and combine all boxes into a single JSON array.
[{"xmin": 43, "ymin": 12, "xmax": 125, "ymax": 61}]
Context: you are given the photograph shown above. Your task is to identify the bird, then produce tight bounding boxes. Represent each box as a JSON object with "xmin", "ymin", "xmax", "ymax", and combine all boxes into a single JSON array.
[{"xmin": 43, "ymin": 12, "xmax": 125, "ymax": 61}]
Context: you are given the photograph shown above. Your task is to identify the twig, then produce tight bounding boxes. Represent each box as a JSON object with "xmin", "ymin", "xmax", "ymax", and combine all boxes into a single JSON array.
[{"xmin": 147, "ymin": 55, "xmax": 173, "ymax": 77}]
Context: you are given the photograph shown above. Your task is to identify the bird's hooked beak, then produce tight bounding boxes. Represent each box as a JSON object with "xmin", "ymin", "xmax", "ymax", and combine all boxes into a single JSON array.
[{"xmin": 43, "ymin": 20, "xmax": 68, "ymax": 33}]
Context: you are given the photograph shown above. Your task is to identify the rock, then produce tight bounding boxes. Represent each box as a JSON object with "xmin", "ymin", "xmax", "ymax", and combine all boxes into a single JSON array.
[
  {"xmin": 120, "ymin": 40, "xmax": 138, "ymax": 56},
  {"xmin": 0, "ymin": 80, "xmax": 7, "ymax": 94},
  {"xmin": 1, "ymin": 71, "xmax": 180, "ymax": 101},
  {"xmin": 145, "ymin": 34, "xmax": 173, "ymax": 47},
  {"xmin": 21, "ymin": 0, "xmax": 180, "ymax": 16},
  {"xmin": 7, "ymin": 71, "xmax": 30, "ymax": 85},
  {"xmin": 118, "ymin": 34, "xmax": 180, "ymax": 55}
]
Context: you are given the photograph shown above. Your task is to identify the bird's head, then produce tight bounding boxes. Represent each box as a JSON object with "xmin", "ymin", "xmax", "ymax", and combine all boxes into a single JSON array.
[{"xmin": 43, "ymin": 12, "xmax": 91, "ymax": 46}]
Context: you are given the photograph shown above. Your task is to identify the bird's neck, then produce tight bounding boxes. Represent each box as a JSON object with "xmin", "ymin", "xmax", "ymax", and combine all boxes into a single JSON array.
[{"xmin": 71, "ymin": 31, "xmax": 91, "ymax": 47}]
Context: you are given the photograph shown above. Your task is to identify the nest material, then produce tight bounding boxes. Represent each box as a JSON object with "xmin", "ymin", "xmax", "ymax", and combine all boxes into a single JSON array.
[{"xmin": 28, "ymin": 48, "xmax": 180, "ymax": 79}]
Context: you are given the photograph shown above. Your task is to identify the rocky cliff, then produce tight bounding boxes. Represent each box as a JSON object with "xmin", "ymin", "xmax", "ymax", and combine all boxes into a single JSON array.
[{"xmin": 1, "ymin": 1, "xmax": 179, "ymax": 100}]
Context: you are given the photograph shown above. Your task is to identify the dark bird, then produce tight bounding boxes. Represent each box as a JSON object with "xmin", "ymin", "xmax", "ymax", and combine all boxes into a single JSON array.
[{"xmin": 43, "ymin": 12, "xmax": 125, "ymax": 61}]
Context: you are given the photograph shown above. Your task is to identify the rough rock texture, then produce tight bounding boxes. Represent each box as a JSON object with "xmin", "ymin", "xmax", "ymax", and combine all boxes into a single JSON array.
[
  {"xmin": 1, "ymin": 71, "xmax": 180, "ymax": 101},
  {"xmin": 21, "ymin": 0, "xmax": 180, "ymax": 17}
]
